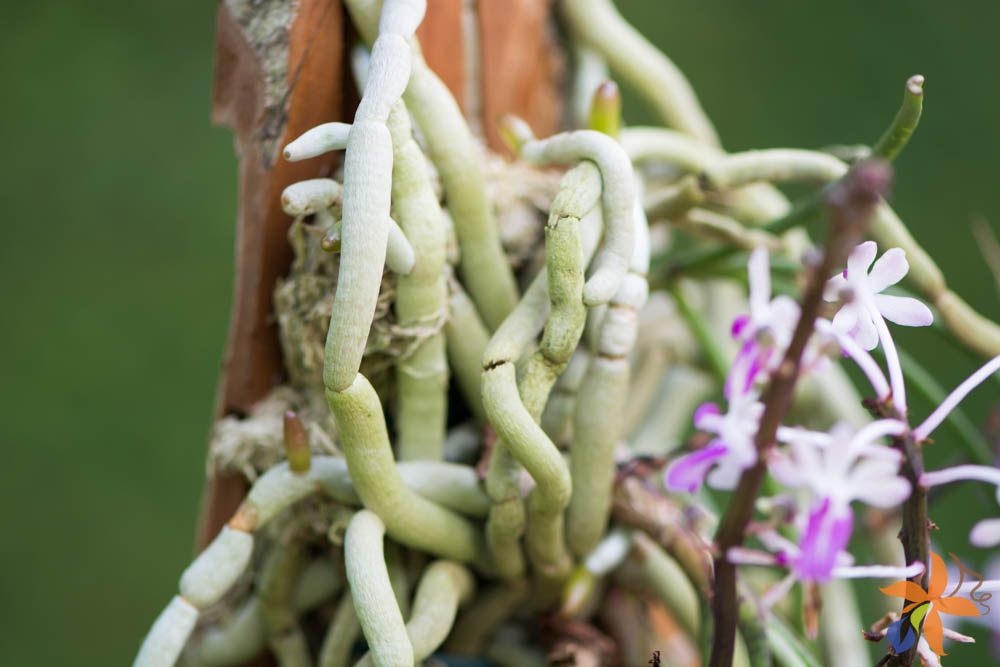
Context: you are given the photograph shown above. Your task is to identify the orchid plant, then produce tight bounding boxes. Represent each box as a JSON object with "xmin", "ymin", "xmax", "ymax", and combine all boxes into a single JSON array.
[
  {"xmin": 134, "ymin": 1, "xmax": 1000, "ymax": 666},
  {"xmin": 665, "ymin": 236, "xmax": 1000, "ymax": 664}
]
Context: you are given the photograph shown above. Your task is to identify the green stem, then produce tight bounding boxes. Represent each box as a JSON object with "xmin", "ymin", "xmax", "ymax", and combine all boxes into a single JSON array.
[
  {"xmin": 737, "ymin": 587, "xmax": 773, "ymax": 667},
  {"xmin": 240, "ymin": 457, "xmax": 491, "ymax": 525},
  {"xmin": 318, "ymin": 592, "xmax": 362, "ymax": 667},
  {"xmin": 767, "ymin": 614, "xmax": 823, "ymax": 667},
  {"xmin": 387, "ymin": 102, "xmax": 449, "ymax": 461},
  {"xmin": 355, "ymin": 561, "xmax": 474, "ymax": 666},
  {"xmin": 259, "ymin": 540, "xmax": 311, "ymax": 667},
  {"xmin": 566, "ymin": 354, "xmax": 629, "ymax": 556},
  {"xmin": 539, "ymin": 348, "xmax": 590, "ymax": 447},
  {"xmin": 628, "ymin": 531, "xmax": 701, "ymax": 637},
  {"xmin": 872, "ymin": 75, "xmax": 924, "ymax": 161},
  {"xmin": 345, "ymin": 0, "xmax": 519, "ymax": 330},
  {"xmin": 482, "ymin": 163, "xmax": 604, "ymax": 580},
  {"xmin": 669, "ymin": 281, "xmax": 730, "ymax": 382},
  {"xmin": 385, "ymin": 542, "xmax": 412, "ymax": 621},
  {"xmin": 444, "ymin": 277, "xmax": 490, "ymax": 423},
  {"xmin": 444, "ymin": 581, "xmax": 530, "ymax": 656},
  {"xmin": 343, "ymin": 510, "xmax": 412, "ymax": 667},
  {"xmin": 326, "ymin": 375, "xmax": 490, "ymax": 570},
  {"xmin": 702, "ymin": 149, "xmax": 847, "ymax": 191},
  {"xmin": 185, "ymin": 561, "xmax": 342, "ymax": 667},
  {"xmin": 818, "ymin": 580, "xmax": 870, "ymax": 667},
  {"xmin": 559, "ymin": 0, "xmax": 720, "ymax": 146},
  {"xmin": 520, "ymin": 182, "xmax": 591, "ymax": 578}
]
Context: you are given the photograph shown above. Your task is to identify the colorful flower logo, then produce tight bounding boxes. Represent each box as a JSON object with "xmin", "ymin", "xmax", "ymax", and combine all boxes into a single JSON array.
[{"xmin": 880, "ymin": 551, "xmax": 985, "ymax": 656}]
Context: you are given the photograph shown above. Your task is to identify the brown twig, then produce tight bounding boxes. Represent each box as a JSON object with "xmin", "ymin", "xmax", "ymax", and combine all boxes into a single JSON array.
[
  {"xmin": 865, "ymin": 404, "xmax": 929, "ymax": 666},
  {"xmin": 708, "ymin": 160, "xmax": 892, "ymax": 666},
  {"xmin": 611, "ymin": 474, "xmax": 713, "ymax": 596}
]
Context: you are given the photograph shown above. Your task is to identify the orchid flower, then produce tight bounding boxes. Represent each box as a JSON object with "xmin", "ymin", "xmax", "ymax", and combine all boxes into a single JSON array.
[
  {"xmin": 825, "ymin": 242, "xmax": 934, "ymax": 412},
  {"xmin": 729, "ymin": 247, "xmax": 802, "ymax": 392},
  {"xmin": 824, "ymin": 242, "xmax": 934, "ymax": 350},
  {"xmin": 814, "ymin": 317, "xmax": 891, "ymax": 401},
  {"xmin": 727, "ymin": 528, "xmax": 923, "ymax": 608},
  {"xmin": 664, "ymin": 369, "xmax": 763, "ymax": 494},
  {"xmin": 766, "ymin": 420, "xmax": 911, "ymax": 581}
]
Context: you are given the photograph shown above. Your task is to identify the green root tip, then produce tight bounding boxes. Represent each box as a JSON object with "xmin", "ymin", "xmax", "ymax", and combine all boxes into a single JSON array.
[{"xmin": 588, "ymin": 80, "xmax": 622, "ymax": 138}]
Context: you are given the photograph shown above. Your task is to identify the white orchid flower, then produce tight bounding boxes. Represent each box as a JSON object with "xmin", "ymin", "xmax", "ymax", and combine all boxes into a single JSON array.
[{"xmin": 825, "ymin": 241, "xmax": 933, "ymax": 350}]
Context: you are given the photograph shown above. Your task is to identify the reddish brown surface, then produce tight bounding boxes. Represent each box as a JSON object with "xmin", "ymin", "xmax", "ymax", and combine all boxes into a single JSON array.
[
  {"xmin": 416, "ymin": 0, "xmax": 466, "ymax": 111},
  {"xmin": 200, "ymin": 0, "xmax": 565, "ymax": 551},
  {"xmin": 199, "ymin": 0, "xmax": 344, "ymax": 549},
  {"xmin": 479, "ymin": 0, "xmax": 565, "ymax": 154}
]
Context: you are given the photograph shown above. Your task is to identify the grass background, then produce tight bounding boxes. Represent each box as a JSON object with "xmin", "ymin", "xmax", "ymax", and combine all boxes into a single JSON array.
[{"xmin": 1, "ymin": 0, "xmax": 998, "ymax": 664}]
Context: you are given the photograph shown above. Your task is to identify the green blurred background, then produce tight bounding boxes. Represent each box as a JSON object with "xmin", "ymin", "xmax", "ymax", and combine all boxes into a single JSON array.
[{"xmin": 2, "ymin": 0, "xmax": 998, "ymax": 664}]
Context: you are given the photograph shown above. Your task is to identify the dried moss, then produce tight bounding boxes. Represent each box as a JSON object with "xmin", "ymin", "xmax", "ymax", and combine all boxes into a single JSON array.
[{"xmin": 208, "ymin": 385, "xmax": 338, "ymax": 481}]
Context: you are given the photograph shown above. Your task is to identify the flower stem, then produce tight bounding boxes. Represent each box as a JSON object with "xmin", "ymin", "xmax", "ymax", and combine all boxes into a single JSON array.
[
  {"xmin": 886, "ymin": 429, "xmax": 928, "ymax": 667},
  {"xmin": 709, "ymin": 160, "xmax": 891, "ymax": 666}
]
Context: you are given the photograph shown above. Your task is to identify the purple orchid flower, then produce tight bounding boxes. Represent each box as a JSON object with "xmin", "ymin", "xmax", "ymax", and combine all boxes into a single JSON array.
[
  {"xmin": 728, "ymin": 247, "xmax": 802, "ymax": 393},
  {"xmin": 664, "ymin": 377, "xmax": 763, "ymax": 494},
  {"xmin": 766, "ymin": 419, "xmax": 911, "ymax": 581}
]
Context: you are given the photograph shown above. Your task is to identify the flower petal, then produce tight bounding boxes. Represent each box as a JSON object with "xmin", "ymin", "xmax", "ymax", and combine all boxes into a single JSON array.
[
  {"xmin": 831, "ymin": 304, "xmax": 859, "ymax": 338},
  {"xmin": 868, "ymin": 247, "xmax": 909, "ymax": 293},
  {"xmin": 934, "ymin": 595, "xmax": 982, "ymax": 617},
  {"xmin": 922, "ymin": 609, "xmax": 945, "ymax": 656},
  {"xmin": 705, "ymin": 459, "xmax": 748, "ymax": 490},
  {"xmin": 855, "ymin": 310, "xmax": 880, "ymax": 350},
  {"xmin": 851, "ymin": 473, "xmax": 911, "ymax": 508},
  {"xmin": 824, "ymin": 273, "xmax": 848, "ymax": 301},
  {"xmin": 847, "ymin": 240, "xmax": 878, "ymax": 278},
  {"xmin": 731, "ymin": 314, "xmax": 750, "ymax": 339},
  {"xmin": 693, "ymin": 402, "xmax": 721, "ymax": 430},
  {"xmin": 880, "ymin": 580, "xmax": 930, "ymax": 602},
  {"xmin": 834, "ymin": 562, "xmax": 924, "ymax": 580},
  {"xmin": 794, "ymin": 499, "xmax": 853, "ymax": 581},
  {"xmin": 766, "ymin": 451, "xmax": 803, "ymax": 488},
  {"xmin": 970, "ymin": 518, "xmax": 1000, "ymax": 548},
  {"xmin": 917, "ymin": 636, "xmax": 942, "ymax": 667},
  {"xmin": 664, "ymin": 443, "xmax": 728, "ymax": 494},
  {"xmin": 872, "ymin": 294, "xmax": 934, "ymax": 327},
  {"xmin": 929, "ymin": 552, "xmax": 948, "ymax": 599},
  {"xmin": 942, "ymin": 627, "xmax": 976, "ymax": 643},
  {"xmin": 770, "ymin": 296, "xmax": 801, "ymax": 343}
]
